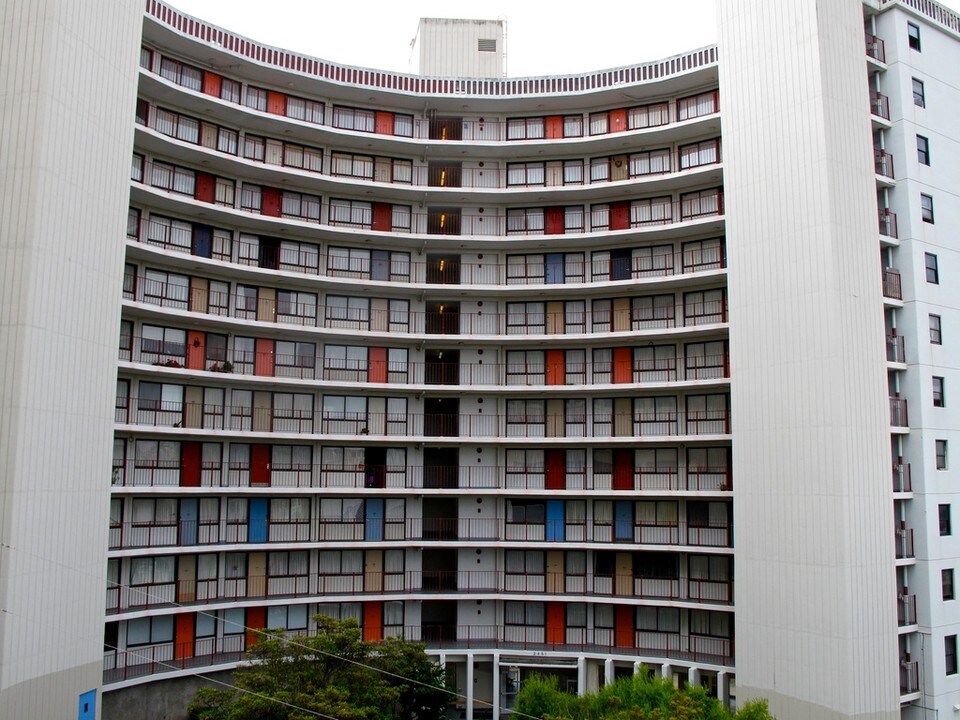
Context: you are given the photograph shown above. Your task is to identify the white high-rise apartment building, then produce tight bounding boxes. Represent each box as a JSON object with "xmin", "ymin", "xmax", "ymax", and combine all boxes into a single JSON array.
[{"xmin": 1, "ymin": 1, "xmax": 959, "ymax": 718}]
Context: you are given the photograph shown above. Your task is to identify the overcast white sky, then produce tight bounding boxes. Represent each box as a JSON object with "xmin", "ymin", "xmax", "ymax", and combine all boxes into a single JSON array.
[{"xmin": 166, "ymin": 0, "xmax": 960, "ymax": 77}]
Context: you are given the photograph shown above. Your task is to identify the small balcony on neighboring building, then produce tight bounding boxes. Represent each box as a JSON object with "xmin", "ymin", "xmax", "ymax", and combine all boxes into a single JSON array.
[
  {"xmin": 879, "ymin": 210, "xmax": 898, "ymax": 240},
  {"xmin": 897, "ymin": 593, "xmax": 917, "ymax": 627},
  {"xmin": 874, "ymin": 149, "xmax": 894, "ymax": 183},
  {"xmin": 889, "ymin": 396, "xmax": 908, "ymax": 429},
  {"xmin": 895, "ymin": 526, "xmax": 914, "ymax": 560},
  {"xmin": 892, "ymin": 463, "xmax": 912, "ymax": 493},
  {"xmin": 900, "ymin": 658, "xmax": 919, "ymax": 695},
  {"xmin": 865, "ymin": 33, "xmax": 886, "ymax": 63},
  {"xmin": 882, "ymin": 268, "xmax": 902, "ymax": 301},
  {"xmin": 870, "ymin": 92, "xmax": 890, "ymax": 121},
  {"xmin": 886, "ymin": 334, "xmax": 905, "ymax": 364}
]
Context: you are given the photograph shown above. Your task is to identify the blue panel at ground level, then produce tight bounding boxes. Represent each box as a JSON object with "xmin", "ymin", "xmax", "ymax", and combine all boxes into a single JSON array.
[{"xmin": 79, "ymin": 689, "xmax": 96, "ymax": 720}]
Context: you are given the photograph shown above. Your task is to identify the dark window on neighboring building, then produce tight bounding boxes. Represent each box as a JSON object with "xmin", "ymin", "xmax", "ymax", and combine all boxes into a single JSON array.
[
  {"xmin": 908, "ymin": 22, "xmax": 921, "ymax": 51},
  {"xmin": 943, "ymin": 569, "xmax": 955, "ymax": 601},
  {"xmin": 921, "ymin": 194, "xmax": 935, "ymax": 223},
  {"xmin": 913, "ymin": 78, "xmax": 925, "ymax": 107},
  {"xmin": 937, "ymin": 439, "xmax": 948, "ymax": 470},
  {"xmin": 930, "ymin": 314, "xmax": 942, "ymax": 344},
  {"xmin": 940, "ymin": 504, "xmax": 952, "ymax": 536},
  {"xmin": 947, "ymin": 635, "xmax": 958, "ymax": 675},
  {"xmin": 933, "ymin": 376, "xmax": 945, "ymax": 407},
  {"xmin": 918, "ymin": 135, "xmax": 930, "ymax": 165},
  {"xmin": 926, "ymin": 253, "xmax": 939, "ymax": 284}
]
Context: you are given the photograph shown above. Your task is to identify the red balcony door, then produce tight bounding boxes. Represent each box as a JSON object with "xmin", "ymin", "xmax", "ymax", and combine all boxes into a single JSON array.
[
  {"xmin": 613, "ymin": 449, "xmax": 634, "ymax": 491},
  {"xmin": 609, "ymin": 201, "xmax": 630, "ymax": 230},
  {"xmin": 612, "ymin": 347, "xmax": 632, "ymax": 383},
  {"xmin": 202, "ymin": 71, "xmax": 221, "ymax": 97},
  {"xmin": 372, "ymin": 203, "xmax": 392, "ymax": 231},
  {"xmin": 609, "ymin": 108, "xmax": 627, "ymax": 133},
  {"xmin": 545, "ymin": 207, "xmax": 565, "ymax": 235},
  {"xmin": 254, "ymin": 338, "xmax": 275, "ymax": 377},
  {"xmin": 251, "ymin": 444, "xmax": 270, "ymax": 487},
  {"xmin": 174, "ymin": 613, "xmax": 194, "ymax": 660},
  {"xmin": 546, "ymin": 602, "xmax": 565, "ymax": 644},
  {"xmin": 369, "ymin": 347, "xmax": 388, "ymax": 383},
  {"xmin": 545, "ymin": 115, "xmax": 563, "ymax": 139},
  {"xmin": 363, "ymin": 602, "xmax": 384, "ymax": 642},
  {"xmin": 375, "ymin": 111, "xmax": 395, "ymax": 135},
  {"xmin": 545, "ymin": 450, "xmax": 565, "ymax": 490},
  {"xmin": 266, "ymin": 91, "xmax": 287, "ymax": 116},
  {"xmin": 186, "ymin": 331, "xmax": 206, "ymax": 370},
  {"xmin": 180, "ymin": 442, "xmax": 202, "ymax": 487},
  {"xmin": 261, "ymin": 187, "xmax": 282, "ymax": 217},
  {"xmin": 246, "ymin": 607, "xmax": 265, "ymax": 648},
  {"xmin": 194, "ymin": 172, "xmax": 216, "ymax": 203},
  {"xmin": 615, "ymin": 605, "xmax": 633, "ymax": 648},
  {"xmin": 546, "ymin": 350, "xmax": 565, "ymax": 385}
]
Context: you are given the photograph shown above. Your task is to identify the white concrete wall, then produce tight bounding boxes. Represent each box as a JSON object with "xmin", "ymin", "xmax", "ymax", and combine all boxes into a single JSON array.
[
  {"xmin": 719, "ymin": 0, "xmax": 899, "ymax": 716},
  {"xmin": 0, "ymin": 0, "xmax": 143, "ymax": 717},
  {"xmin": 418, "ymin": 18, "xmax": 505, "ymax": 79}
]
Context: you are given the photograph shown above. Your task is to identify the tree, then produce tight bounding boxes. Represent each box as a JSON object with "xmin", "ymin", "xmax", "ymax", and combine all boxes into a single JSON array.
[
  {"xmin": 515, "ymin": 670, "xmax": 776, "ymax": 720},
  {"xmin": 188, "ymin": 616, "xmax": 452, "ymax": 720}
]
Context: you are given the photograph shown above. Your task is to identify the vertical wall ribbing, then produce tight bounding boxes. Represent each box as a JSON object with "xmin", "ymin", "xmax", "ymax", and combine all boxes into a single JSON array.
[
  {"xmin": 0, "ymin": 0, "xmax": 142, "ymax": 716},
  {"xmin": 719, "ymin": 0, "xmax": 899, "ymax": 716}
]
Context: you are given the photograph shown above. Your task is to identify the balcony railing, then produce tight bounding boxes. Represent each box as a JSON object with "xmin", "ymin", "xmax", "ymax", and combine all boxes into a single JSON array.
[
  {"xmin": 108, "ymin": 516, "xmax": 733, "ymax": 550},
  {"xmin": 879, "ymin": 210, "xmax": 898, "ymax": 238},
  {"xmin": 900, "ymin": 660, "xmax": 919, "ymax": 695},
  {"xmin": 870, "ymin": 92, "xmax": 890, "ymax": 121},
  {"xmin": 114, "ymin": 398, "xmax": 732, "ymax": 440},
  {"xmin": 107, "ymin": 571, "xmax": 733, "ymax": 614},
  {"xmin": 104, "ymin": 622, "xmax": 732, "ymax": 685},
  {"xmin": 866, "ymin": 33, "xmax": 886, "ymax": 63},
  {"xmin": 882, "ymin": 269, "xmax": 902, "ymax": 300},
  {"xmin": 892, "ymin": 464, "xmax": 912, "ymax": 493},
  {"xmin": 886, "ymin": 334, "xmax": 905, "ymax": 363},
  {"xmin": 895, "ymin": 526, "xmax": 915, "ymax": 559},
  {"xmin": 889, "ymin": 397, "xmax": 908, "ymax": 428},
  {"xmin": 111, "ymin": 460, "xmax": 733, "ymax": 492},
  {"xmin": 897, "ymin": 593, "xmax": 917, "ymax": 626},
  {"xmin": 874, "ymin": 149, "xmax": 894, "ymax": 178}
]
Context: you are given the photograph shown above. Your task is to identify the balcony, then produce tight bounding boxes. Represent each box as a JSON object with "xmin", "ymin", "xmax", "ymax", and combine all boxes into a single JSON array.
[
  {"xmin": 889, "ymin": 397, "xmax": 908, "ymax": 428},
  {"xmin": 874, "ymin": 149, "xmax": 894, "ymax": 179},
  {"xmin": 895, "ymin": 526, "xmax": 914, "ymax": 559},
  {"xmin": 897, "ymin": 593, "xmax": 917, "ymax": 626},
  {"xmin": 882, "ymin": 268, "xmax": 902, "ymax": 300},
  {"xmin": 900, "ymin": 659, "xmax": 919, "ymax": 695},
  {"xmin": 879, "ymin": 210, "xmax": 898, "ymax": 239},
  {"xmin": 886, "ymin": 334, "xmax": 905, "ymax": 363},
  {"xmin": 866, "ymin": 33, "xmax": 886, "ymax": 63},
  {"xmin": 892, "ymin": 464, "xmax": 912, "ymax": 493},
  {"xmin": 870, "ymin": 92, "xmax": 890, "ymax": 121}
]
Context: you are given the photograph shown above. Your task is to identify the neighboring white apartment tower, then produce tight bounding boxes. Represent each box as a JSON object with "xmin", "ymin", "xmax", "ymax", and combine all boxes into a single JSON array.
[
  {"xmin": 417, "ymin": 18, "xmax": 506, "ymax": 78},
  {"xmin": 0, "ymin": 1, "xmax": 143, "ymax": 718}
]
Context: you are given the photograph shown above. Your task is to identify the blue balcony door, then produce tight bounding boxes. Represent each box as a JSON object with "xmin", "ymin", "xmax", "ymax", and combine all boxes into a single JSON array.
[
  {"xmin": 192, "ymin": 224, "xmax": 212, "ymax": 258},
  {"xmin": 249, "ymin": 498, "xmax": 268, "ymax": 543},
  {"xmin": 179, "ymin": 498, "xmax": 198, "ymax": 545},
  {"xmin": 371, "ymin": 250, "xmax": 390, "ymax": 281},
  {"xmin": 365, "ymin": 498, "xmax": 384, "ymax": 540},
  {"xmin": 614, "ymin": 500, "xmax": 633, "ymax": 541},
  {"xmin": 545, "ymin": 253, "xmax": 564, "ymax": 284},
  {"xmin": 545, "ymin": 500, "xmax": 565, "ymax": 541}
]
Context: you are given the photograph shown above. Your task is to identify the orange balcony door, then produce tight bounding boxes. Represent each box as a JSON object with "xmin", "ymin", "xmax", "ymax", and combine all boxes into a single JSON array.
[
  {"xmin": 254, "ymin": 338, "xmax": 274, "ymax": 377},
  {"xmin": 609, "ymin": 108, "xmax": 627, "ymax": 133},
  {"xmin": 202, "ymin": 71, "xmax": 221, "ymax": 97},
  {"xmin": 186, "ymin": 331, "xmax": 206, "ymax": 370},
  {"xmin": 372, "ymin": 202, "xmax": 392, "ymax": 231},
  {"xmin": 174, "ymin": 613, "xmax": 195, "ymax": 660},
  {"xmin": 266, "ymin": 91, "xmax": 287, "ymax": 116},
  {"xmin": 545, "ymin": 450, "xmax": 565, "ymax": 490},
  {"xmin": 545, "ymin": 115, "xmax": 563, "ymax": 139},
  {"xmin": 545, "ymin": 207, "xmax": 565, "ymax": 235},
  {"xmin": 194, "ymin": 172, "xmax": 216, "ymax": 203},
  {"xmin": 609, "ymin": 201, "xmax": 630, "ymax": 230},
  {"xmin": 546, "ymin": 350, "xmax": 565, "ymax": 385},
  {"xmin": 612, "ymin": 347, "xmax": 632, "ymax": 384},
  {"xmin": 180, "ymin": 442, "xmax": 202, "ymax": 487},
  {"xmin": 246, "ymin": 607, "xmax": 265, "ymax": 648},
  {"xmin": 614, "ymin": 605, "xmax": 633, "ymax": 648},
  {"xmin": 251, "ymin": 444, "xmax": 271, "ymax": 487},
  {"xmin": 363, "ymin": 602, "xmax": 384, "ymax": 642},
  {"xmin": 375, "ymin": 111, "xmax": 395, "ymax": 135},
  {"xmin": 369, "ymin": 347, "xmax": 388, "ymax": 383},
  {"xmin": 546, "ymin": 602, "xmax": 565, "ymax": 644}
]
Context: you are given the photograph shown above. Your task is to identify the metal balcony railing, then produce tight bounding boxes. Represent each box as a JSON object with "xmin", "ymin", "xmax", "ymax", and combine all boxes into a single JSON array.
[
  {"xmin": 892, "ymin": 464, "xmax": 912, "ymax": 493},
  {"xmin": 882, "ymin": 269, "xmax": 902, "ymax": 300},
  {"xmin": 886, "ymin": 334, "xmax": 905, "ymax": 363},
  {"xmin": 866, "ymin": 33, "xmax": 886, "ymax": 63},
  {"xmin": 890, "ymin": 397, "xmax": 908, "ymax": 428},
  {"xmin": 874, "ymin": 149, "xmax": 894, "ymax": 178},
  {"xmin": 870, "ymin": 92, "xmax": 890, "ymax": 121},
  {"xmin": 879, "ymin": 210, "xmax": 898, "ymax": 238}
]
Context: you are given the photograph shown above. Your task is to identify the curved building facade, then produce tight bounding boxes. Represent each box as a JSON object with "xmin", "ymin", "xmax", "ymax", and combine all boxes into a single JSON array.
[{"xmin": 4, "ymin": 0, "xmax": 956, "ymax": 718}]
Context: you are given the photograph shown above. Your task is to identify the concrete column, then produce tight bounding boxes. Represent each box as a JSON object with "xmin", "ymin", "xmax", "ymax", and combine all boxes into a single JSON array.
[
  {"xmin": 466, "ymin": 654, "xmax": 474, "ymax": 720},
  {"xmin": 491, "ymin": 652, "xmax": 500, "ymax": 720},
  {"xmin": 577, "ymin": 656, "xmax": 587, "ymax": 695},
  {"xmin": 604, "ymin": 658, "xmax": 615, "ymax": 686}
]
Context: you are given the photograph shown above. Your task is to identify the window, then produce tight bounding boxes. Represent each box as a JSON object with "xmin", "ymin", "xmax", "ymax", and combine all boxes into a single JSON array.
[
  {"xmin": 921, "ymin": 194, "xmax": 935, "ymax": 223},
  {"xmin": 913, "ymin": 78, "xmax": 925, "ymax": 107},
  {"xmin": 940, "ymin": 504, "xmax": 952, "ymax": 536},
  {"xmin": 934, "ymin": 376, "xmax": 945, "ymax": 407},
  {"xmin": 126, "ymin": 615, "xmax": 174, "ymax": 647},
  {"xmin": 944, "ymin": 569, "xmax": 955, "ymax": 601},
  {"xmin": 277, "ymin": 290, "xmax": 317, "ymax": 324},
  {"xmin": 678, "ymin": 139, "xmax": 719, "ymax": 169},
  {"xmin": 281, "ymin": 191, "xmax": 321, "ymax": 223},
  {"xmin": 926, "ymin": 253, "xmax": 939, "ymax": 284},
  {"xmin": 931, "ymin": 314, "xmax": 942, "ymax": 344},
  {"xmin": 947, "ymin": 635, "xmax": 958, "ymax": 675},
  {"xmin": 244, "ymin": 86, "xmax": 268, "ymax": 112},
  {"xmin": 329, "ymin": 199, "xmax": 372, "ymax": 227},
  {"xmin": 677, "ymin": 91, "xmax": 718, "ymax": 120},
  {"xmin": 332, "ymin": 106, "xmax": 375, "ymax": 133},
  {"xmin": 937, "ymin": 440, "xmax": 948, "ymax": 470},
  {"xmin": 506, "ymin": 117, "xmax": 545, "ymax": 141},
  {"xmin": 286, "ymin": 96, "xmax": 324, "ymax": 125},
  {"xmin": 918, "ymin": 135, "xmax": 930, "ymax": 165},
  {"xmin": 908, "ymin": 22, "xmax": 921, "ymax": 51}
]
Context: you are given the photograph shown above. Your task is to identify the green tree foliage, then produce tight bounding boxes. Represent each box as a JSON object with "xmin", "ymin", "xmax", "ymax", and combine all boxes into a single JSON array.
[
  {"xmin": 515, "ymin": 671, "xmax": 775, "ymax": 720},
  {"xmin": 188, "ymin": 616, "xmax": 451, "ymax": 720}
]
